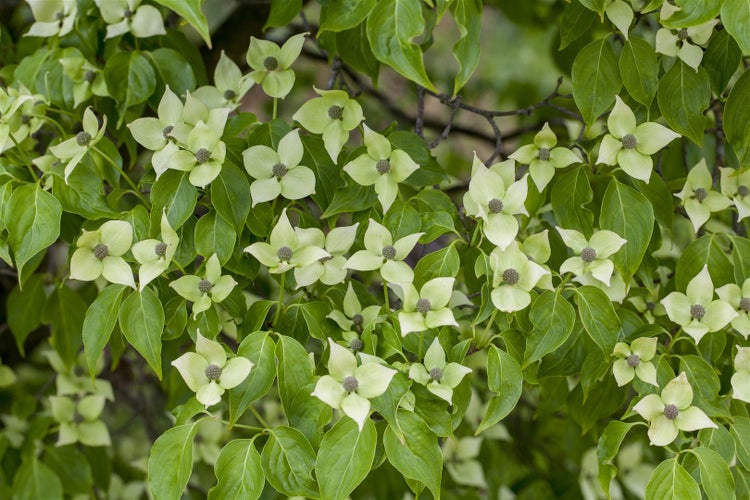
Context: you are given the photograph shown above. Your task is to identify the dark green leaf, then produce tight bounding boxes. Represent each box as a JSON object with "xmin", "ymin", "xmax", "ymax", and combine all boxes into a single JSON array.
[
  {"xmin": 317, "ymin": 418, "xmax": 377, "ymax": 500},
  {"xmin": 83, "ymin": 285, "xmax": 127, "ymax": 378},
  {"xmin": 560, "ymin": 1, "xmax": 596, "ymax": 50},
  {"xmin": 265, "ymin": 0, "xmax": 302, "ymax": 29},
  {"xmin": 7, "ymin": 274, "xmax": 46, "ymax": 354},
  {"xmin": 525, "ymin": 290, "xmax": 576, "ymax": 365},
  {"xmin": 703, "ymin": 30, "xmax": 742, "ymax": 94},
  {"xmin": 229, "ymin": 332, "xmax": 276, "ymax": 424},
  {"xmin": 657, "ymin": 61, "xmax": 710, "ymax": 146},
  {"xmin": 320, "ymin": 0, "xmax": 376, "ymax": 33},
  {"xmin": 194, "ymin": 212, "xmax": 236, "ymax": 265},
  {"xmin": 477, "ymin": 346, "xmax": 522, "ymax": 434},
  {"xmin": 118, "ymin": 287, "xmax": 165, "ymax": 379},
  {"xmin": 575, "ymin": 286, "xmax": 621, "ymax": 354},
  {"xmin": 450, "ymin": 0, "xmax": 481, "ymax": 95},
  {"xmin": 261, "ymin": 426, "xmax": 318, "ymax": 498},
  {"xmin": 551, "ymin": 166, "xmax": 594, "ymax": 237},
  {"xmin": 725, "ymin": 68, "xmax": 750, "ymax": 166},
  {"xmin": 572, "ymin": 38, "xmax": 622, "ymax": 127},
  {"xmin": 619, "ymin": 37, "xmax": 659, "ymax": 107}
]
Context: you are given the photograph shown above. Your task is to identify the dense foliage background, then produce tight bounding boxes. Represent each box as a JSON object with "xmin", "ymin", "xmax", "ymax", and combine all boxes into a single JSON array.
[{"xmin": 1, "ymin": 0, "xmax": 750, "ymax": 498}]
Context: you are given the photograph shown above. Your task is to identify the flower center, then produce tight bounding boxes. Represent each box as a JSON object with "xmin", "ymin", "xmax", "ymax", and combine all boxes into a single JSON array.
[
  {"xmin": 381, "ymin": 245, "xmax": 396, "ymax": 260},
  {"xmin": 21, "ymin": 114, "xmax": 31, "ymax": 124},
  {"xmin": 376, "ymin": 159, "xmax": 391, "ymax": 175},
  {"xmin": 538, "ymin": 147, "xmax": 551, "ymax": 161},
  {"xmin": 272, "ymin": 163, "xmax": 288, "ymax": 178},
  {"xmin": 350, "ymin": 338, "xmax": 364, "ymax": 352},
  {"xmin": 580, "ymin": 247, "xmax": 597, "ymax": 263},
  {"xmin": 328, "ymin": 105, "xmax": 344, "ymax": 120},
  {"xmin": 352, "ymin": 313, "xmax": 364, "ymax": 326},
  {"xmin": 503, "ymin": 268, "xmax": 519, "ymax": 286},
  {"xmin": 646, "ymin": 302, "xmax": 656, "ymax": 311},
  {"xmin": 488, "ymin": 198, "xmax": 504, "ymax": 214},
  {"xmin": 677, "ymin": 28, "xmax": 689, "ymax": 41},
  {"xmin": 223, "ymin": 89, "xmax": 236, "ymax": 101},
  {"xmin": 690, "ymin": 304, "xmax": 706, "ymax": 320},
  {"xmin": 205, "ymin": 364, "xmax": 222, "ymax": 381},
  {"xmin": 76, "ymin": 131, "xmax": 92, "ymax": 147},
  {"xmin": 195, "ymin": 148, "xmax": 211, "ymax": 164},
  {"xmin": 416, "ymin": 298, "xmax": 431, "ymax": 315},
  {"xmin": 162, "ymin": 125, "xmax": 174, "ymax": 138},
  {"xmin": 627, "ymin": 354, "xmax": 640, "ymax": 367},
  {"xmin": 55, "ymin": 11, "xmax": 64, "ymax": 21},
  {"xmin": 198, "ymin": 279, "xmax": 213, "ymax": 294},
  {"xmin": 741, "ymin": 297, "xmax": 750, "ymax": 312},
  {"xmin": 429, "ymin": 367, "xmax": 443, "ymax": 381},
  {"xmin": 263, "ymin": 56, "xmax": 279, "ymax": 71},
  {"xmin": 73, "ymin": 412, "xmax": 85, "ymax": 424},
  {"xmin": 154, "ymin": 242, "xmax": 168, "ymax": 257},
  {"xmin": 342, "ymin": 376, "xmax": 359, "ymax": 392},
  {"xmin": 693, "ymin": 187, "xmax": 708, "ymax": 202},
  {"xmin": 123, "ymin": 8, "xmax": 133, "ymax": 19},
  {"xmin": 277, "ymin": 246, "xmax": 293, "ymax": 262},
  {"xmin": 664, "ymin": 404, "xmax": 679, "ymax": 420},
  {"xmin": 621, "ymin": 134, "xmax": 637, "ymax": 150},
  {"xmin": 92, "ymin": 243, "xmax": 109, "ymax": 260},
  {"xmin": 83, "ymin": 70, "xmax": 96, "ymax": 83},
  {"xmin": 738, "ymin": 185, "xmax": 750, "ymax": 197}
]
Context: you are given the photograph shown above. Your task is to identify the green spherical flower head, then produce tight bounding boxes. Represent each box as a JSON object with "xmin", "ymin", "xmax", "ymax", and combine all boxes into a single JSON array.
[
  {"xmin": 376, "ymin": 159, "xmax": 391, "ymax": 175},
  {"xmin": 328, "ymin": 105, "xmax": 344, "ymax": 120},
  {"xmin": 621, "ymin": 134, "xmax": 637, "ymax": 150},
  {"xmin": 204, "ymin": 364, "xmax": 222, "ymax": 381},
  {"xmin": 83, "ymin": 70, "xmax": 96, "ymax": 83},
  {"xmin": 741, "ymin": 297, "xmax": 750, "ymax": 312},
  {"xmin": 627, "ymin": 354, "xmax": 640, "ymax": 367},
  {"xmin": 738, "ymin": 185, "xmax": 750, "ymax": 197},
  {"xmin": 664, "ymin": 404, "xmax": 679, "ymax": 420},
  {"xmin": 223, "ymin": 89, "xmax": 236, "ymax": 101},
  {"xmin": 198, "ymin": 279, "xmax": 213, "ymax": 294},
  {"xmin": 349, "ymin": 338, "xmax": 364, "ymax": 352},
  {"xmin": 195, "ymin": 148, "xmax": 211, "ymax": 164},
  {"xmin": 381, "ymin": 245, "xmax": 396, "ymax": 260},
  {"xmin": 537, "ymin": 147, "xmax": 550, "ymax": 161},
  {"xmin": 263, "ymin": 56, "xmax": 279, "ymax": 71},
  {"xmin": 677, "ymin": 28, "xmax": 689, "ymax": 41},
  {"xmin": 690, "ymin": 304, "xmax": 706, "ymax": 320},
  {"xmin": 154, "ymin": 242, "xmax": 168, "ymax": 257},
  {"xmin": 693, "ymin": 187, "xmax": 708, "ymax": 202},
  {"xmin": 92, "ymin": 243, "xmax": 109, "ymax": 260},
  {"xmin": 429, "ymin": 367, "xmax": 443, "ymax": 381},
  {"xmin": 162, "ymin": 125, "xmax": 174, "ymax": 138},
  {"xmin": 76, "ymin": 131, "xmax": 92, "ymax": 146},
  {"xmin": 580, "ymin": 247, "xmax": 597, "ymax": 263},
  {"xmin": 56, "ymin": 11, "xmax": 65, "ymax": 21},
  {"xmin": 123, "ymin": 8, "xmax": 133, "ymax": 19},
  {"xmin": 416, "ymin": 298, "xmax": 431, "ymax": 315},
  {"xmin": 276, "ymin": 246, "xmax": 293, "ymax": 262},
  {"xmin": 352, "ymin": 313, "xmax": 364, "ymax": 326},
  {"xmin": 487, "ymin": 198, "xmax": 504, "ymax": 214},
  {"xmin": 503, "ymin": 268, "xmax": 519, "ymax": 285},
  {"xmin": 272, "ymin": 163, "xmax": 288, "ymax": 178},
  {"xmin": 342, "ymin": 376, "xmax": 359, "ymax": 392}
]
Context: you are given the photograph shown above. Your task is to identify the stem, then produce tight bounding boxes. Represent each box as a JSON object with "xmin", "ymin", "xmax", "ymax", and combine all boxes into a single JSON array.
[
  {"xmin": 216, "ymin": 419, "xmax": 265, "ymax": 433},
  {"xmin": 383, "ymin": 281, "xmax": 390, "ymax": 310},
  {"xmin": 248, "ymin": 405, "xmax": 271, "ymax": 428},
  {"xmin": 92, "ymin": 146, "xmax": 150, "ymax": 208},
  {"xmin": 272, "ymin": 98, "xmax": 278, "ymax": 120},
  {"xmin": 483, "ymin": 309, "xmax": 498, "ymax": 340},
  {"xmin": 8, "ymin": 135, "xmax": 39, "ymax": 181},
  {"xmin": 417, "ymin": 332, "xmax": 425, "ymax": 359},
  {"xmin": 469, "ymin": 220, "xmax": 482, "ymax": 247},
  {"xmin": 272, "ymin": 272, "xmax": 286, "ymax": 326}
]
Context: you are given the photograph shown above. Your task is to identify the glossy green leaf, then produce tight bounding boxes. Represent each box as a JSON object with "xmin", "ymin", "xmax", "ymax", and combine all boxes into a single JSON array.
[
  {"xmin": 525, "ymin": 290, "xmax": 576, "ymax": 365},
  {"xmin": 645, "ymin": 458, "xmax": 701, "ymax": 500},
  {"xmin": 551, "ymin": 166, "xmax": 594, "ymax": 237},
  {"xmin": 104, "ymin": 51, "xmax": 156, "ymax": 126},
  {"xmin": 384, "ymin": 411, "xmax": 442, "ymax": 499},
  {"xmin": 261, "ymin": 426, "xmax": 318, "ymax": 498},
  {"xmin": 147, "ymin": 422, "xmax": 199, "ymax": 500},
  {"xmin": 560, "ymin": 1, "xmax": 597, "ymax": 50},
  {"xmin": 571, "ymin": 38, "xmax": 622, "ymax": 127},
  {"xmin": 725, "ymin": 68, "xmax": 750, "ymax": 167},
  {"xmin": 118, "ymin": 287, "xmax": 165, "ymax": 379},
  {"xmin": 317, "ymin": 418, "xmax": 377, "ymax": 500},
  {"xmin": 684, "ymin": 447, "xmax": 734, "ymax": 500},
  {"xmin": 208, "ymin": 439, "xmax": 264, "ymax": 500},
  {"xmin": 619, "ymin": 37, "xmax": 658, "ymax": 107},
  {"xmin": 153, "ymin": 0, "xmax": 211, "ymax": 47},
  {"xmin": 574, "ymin": 286, "xmax": 621, "ymax": 354},
  {"xmin": 657, "ymin": 61, "xmax": 710, "ymax": 146},
  {"xmin": 703, "ymin": 30, "xmax": 742, "ymax": 94},
  {"xmin": 194, "ymin": 212, "xmax": 236, "ymax": 265},
  {"xmin": 320, "ymin": 0, "xmax": 376, "ymax": 33},
  {"xmin": 413, "ymin": 244, "xmax": 460, "ymax": 288},
  {"xmin": 450, "ymin": 0, "xmax": 481, "ymax": 95},
  {"xmin": 384, "ymin": 200, "xmax": 421, "ymax": 240},
  {"xmin": 211, "ymin": 163, "xmax": 252, "ymax": 233},
  {"xmin": 675, "ymin": 235, "xmax": 734, "ymax": 291},
  {"xmin": 83, "ymin": 285, "xmax": 127, "ymax": 378},
  {"xmin": 477, "ymin": 346, "xmax": 522, "ymax": 434},
  {"xmin": 229, "ymin": 332, "xmax": 276, "ymax": 424}
]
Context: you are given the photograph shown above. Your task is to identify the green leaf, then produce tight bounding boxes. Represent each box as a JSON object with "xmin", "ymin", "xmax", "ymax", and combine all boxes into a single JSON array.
[
  {"xmin": 550, "ymin": 166, "xmax": 594, "ymax": 237},
  {"xmin": 525, "ymin": 290, "xmax": 576, "ymax": 365},
  {"xmin": 7, "ymin": 183, "xmax": 62, "ymax": 284},
  {"xmin": 596, "ymin": 421, "xmax": 643, "ymax": 494},
  {"xmin": 732, "ymin": 417, "xmax": 750, "ymax": 470},
  {"xmin": 679, "ymin": 354, "xmax": 721, "ymax": 402},
  {"xmin": 289, "ymin": 301, "xmax": 337, "ymax": 340},
  {"xmin": 578, "ymin": 0, "xmax": 607, "ymax": 14},
  {"xmin": 317, "ymin": 418, "xmax": 377, "ymax": 500},
  {"xmin": 265, "ymin": 0, "xmax": 302, "ymax": 29},
  {"xmin": 208, "ymin": 439, "xmax": 264, "ymax": 500},
  {"xmin": 103, "ymin": 51, "xmax": 156, "ymax": 126},
  {"xmin": 320, "ymin": 0, "xmax": 376, "ymax": 33},
  {"xmin": 662, "ymin": 0, "xmax": 722, "ymax": 27},
  {"xmin": 153, "ymin": 0, "xmax": 211, "ymax": 47},
  {"xmin": 725, "ymin": 68, "xmax": 750, "ymax": 167},
  {"xmin": 657, "ymin": 61, "xmax": 710, "ymax": 146},
  {"xmin": 571, "ymin": 38, "xmax": 622, "ymax": 127},
  {"xmin": 118, "ymin": 287, "xmax": 165, "ymax": 379},
  {"xmin": 335, "ymin": 23, "xmax": 381, "ymax": 83},
  {"xmin": 384, "ymin": 200, "xmax": 421, "ymax": 240},
  {"xmin": 633, "ymin": 174, "xmax": 673, "ymax": 230},
  {"xmin": 619, "ymin": 37, "xmax": 659, "ymax": 107},
  {"xmin": 413, "ymin": 244, "xmax": 460, "ymax": 288},
  {"xmin": 574, "ymin": 286, "xmax": 621, "ymax": 354},
  {"xmin": 194, "ymin": 212, "xmax": 236, "ymax": 265},
  {"xmin": 83, "ymin": 285, "xmax": 127, "ymax": 378},
  {"xmin": 384, "ymin": 411, "xmax": 442, "ymax": 499},
  {"xmin": 321, "ymin": 183, "xmax": 377, "ymax": 218},
  {"xmin": 703, "ymin": 30, "xmax": 742, "ymax": 94},
  {"xmin": 43, "ymin": 445, "xmax": 93, "ymax": 495},
  {"xmin": 684, "ymin": 447, "xmax": 735, "ymax": 500},
  {"xmin": 150, "ymin": 170, "xmax": 199, "ymax": 230},
  {"xmin": 261, "ymin": 426, "xmax": 318, "ymax": 498},
  {"xmin": 44, "ymin": 286, "xmax": 87, "ymax": 369},
  {"xmin": 450, "ymin": 0, "xmax": 481, "ymax": 95},
  {"xmin": 211, "ymin": 163, "xmax": 252, "ymax": 233},
  {"xmin": 229, "ymin": 332, "xmax": 276, "ymax": 424},
  {"xmin": 560, "ymin": 1, "xmax": 596, "ymax": 50},
  {"xmin": 599, "ymin": 180, "xmax": 654, "ymax": 279},
  {"xmin": 419, "ymin": 211, "xmax": 459, "ymax": 243},
  {"xmin": 477, "ymin": 346, "xmax": 522, "ymax": 434},
  {"xmin": 675, "ymin": 235, "xmax": 734, "ymax": 291},
  {"xmin": 645, "ymin": 458, "xmax": 701, "ymax": 500},
  {"xmin": 12, "ymin": 457, "xmax": 63, "ymax": 500},
  {"xmin": 145, "ymin": 48, "xmax": 197, "ymax": 98},
  {"xmin": 722, "ymin": 0, "xmax": 750, "ymax": 54},
  {"xmin": 699, "ymin": 426, "xmax": 736, "ymax": 463},
  {"xmin": 7, "ymin": 274, "xmax": 46, "ymax": 354},
  {"xmin": 366, "ymin": 0, "xmax": 437, "ymax": 91},
  {"xmin": 147, "ymin": 422, "xmax": 199, "ymax": 500}
]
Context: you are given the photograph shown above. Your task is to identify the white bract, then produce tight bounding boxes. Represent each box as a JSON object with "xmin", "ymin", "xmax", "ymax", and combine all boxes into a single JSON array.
[
  {"xmin": 168, "ymin": 121, "xmax": 226, "ymax": 188},
  {"xmin": 509, "ymin": 122, "xmax": 580, "ymax": 191},
  {"xmin": 489, "ymin": 242, "xmax": 549, "ymax": 312},
  {"xmin": 655, "ymin": 20, "xmax": 717, "ymax": 70},
  {"xmin": 674, "ymin": 159, "xmax": 731, "ymax": 232},
  {"xmin": 396, "ymin": 277, "xmax": 458, "ymax": 336},
  {"xmin": 343, "ymin": 124, "xmax": 419, "ymax": 213},
  {"xmin": 246, "ymin": 33, "xmax": 307, "ymax": 99},
  {"xmin": 633, "ymin": 372, "xmax": 716, "ymax": 446},
  {"xmin": 243, "ymin": 129, "xmax": 316, "ymax": 206},
  {"xmin": 193, "ymin": 51, "xmax": 254, "ymax": 109},
  {"xmin": 171, "ymin": 332, "xmax": 253, "ymax": 408},
  {"xmin": 327, "ymin": 282, "xmax": 381, "ymax": 334},
  {"xmin": 597, "ymin": 96, "xmax": 679, "ymax": 182},
  {"xmin": 409, "ymin": 338, "xmax": 471, "ymax": 404},
  {"xmin": 70, "ymin": 220, "xmax": 135, "ymax": 289},
  {"xmin": 293, "ymin": 224, "xmax": 358, "ymax": 287},
  {"xmin": 344, "ymin": 219, "xmax": 422, "ymax": 284},
  {"xmin": 557, "ymin": 227, "xmax": 626, "ymax": 287},
  {"xmin": 719, "ymin": 167, "xmax": 750, "ymax": 222},
  {"xmin": 660, "ymin": 266, "xmax": 737, "ymax": 343},
  {"xmin": 311, "ymin": 338, "xmax": 396, "ymax": 431},
  {"xmin": 26, "ymin": 0, "xmax": 77, "ymax": 37},
  {"xmin": 50, "ymin": 395, "xmax": 110, "ymax": 447},
  {"xmin": 50, "ymin": 107, "xmax": 107, "ymax": 182},
  {"xmin": 463, "ymin": 155, "xmax": 528, "ymax": 250},
  {"xmin": 716, "ymin": 278, "xmax": 750, "ymax": 339},
  {"xmin": 442, "ymin": 437, "xmax": 487, "ymax": 489},
  {"xmin": 170, "ymin": 255, "xmax": 237, "ymax": 319},
  {"xmin": 95, "ymin": 0, "xmax": 165, "ymax": 40},
  {"xmin": 131, "ymin": 211, "xmax": 179, "ymax": 290},
  {"xmin": 612, "ymin": 337, "xmax": 658, "ymax": 387},
  {"xmin": 732, "ymin": 346, "xmax": 750, "ymax": 403}
]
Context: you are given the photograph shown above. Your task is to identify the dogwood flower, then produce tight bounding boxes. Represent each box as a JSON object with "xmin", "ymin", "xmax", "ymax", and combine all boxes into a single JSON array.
[
  {"xmin": 396, "ymin": 277, "xmax": 458, "ymax": 336},
  {"xmin": 675, "ymin": 159, "xmax": 732, "ymax": 232},
  {"xmin": 343, "ymin": 124, "xmax": 419, "ymax": 213},
  {"xmin": 26, "ymin": 0, "xmax": 77, "ymax": 37},
  {"xmin": 293, "ymin": 224, "xmax": 358, "ymax": 287},
  {"xmin": 243, "ymin": 129, "xmax": 315, "ymax": 206},
  {"xmin": 127, "ymin": 86, "xmax": 183, "ymax": 178},
  {"xmin": 520, "ymin": 230, "xmax": 554, "ymax": 290},
  {"xmin": 442, "ymin": 437, "xmax": 487, "ymax": 489},
  {"xmin": 716, "ymin": 278, "xmax": 750, "ymax": 339},
  {"xmin": 131, "ymin": 212, "xmax": 179, "ymax": 290},
  {"xmin": 59, "ymin": 48, "xmax": 108, "ymax": 107},
  {"xmin": 171, "ymin": 332, "xmax": 253, "ymax": 408},
  {"xmin": 246, "ymin": 33, "xmax": 307, "ymax": 99},
  {"xmin": 193, "ymin": 51, "xmax": 254, "ymax": 109},
  {"xmin": 0, "ymin": 88, "xmax": 34, "ymax": 152},
  {"xmin": 70, "ymin": 220, "xmax": 135, "ymax": 289},
  {"xmin": 95, "ymin": 0, "xmax": 165, "ymax": 40},
  {"xmin": 50, "ymin": 107, "xmax": 107, "ymax": 182},
  {"xmin": 732, "ymin": 346, "xmax": 750, "ymax": 403},
  {"xmin": 293, "ymin": 88, "xmax": 364, "ymax": 162},
  {"xmin": 597, "ymin": 96, "xmax": 679, "ymax": 181},
  {"xmin": 409, "ymin": 338, "xmax": 471, "ymax": 404},
  {"xmin": 170, "ymin": 255, "xmax": 237, "ymax": 318},
  {"xmin": 311, "ymin": 338, "xmax": 396, "ymax": 431},
  {"xmin": 244, "ymin": 209, "xmax": 330, "ymax": 274},
  {"xmin": 612, "ymin": 337, "xmax": 658, "ymax": 387},
  {"xmin": 557, "ymin": 227, "xmax": 626, "ymax": 287},
  {"xmin": 660, "ymin": 266, "xmax": 737, "ymax": 343},
  {"xmin": 719, "ymin": 167, "xmax": 750, "ymax": 221},
  {"xmin": 50, "ymin": 395, "xmax": 111, "ymax": 446},
  {"xmin": 463, "ymin": 155, "xmax": 529, "ymax": 250},
  {"xmin": 633, "ymin": 372, "xmax": 716, "ymax": 446},
  {"xmin": 628, "ymin": 288, "xmax": 666, "ymax": 324},
  {"xmin": 509, "ymin": 123, "xmax": 580, "ymax": 191},
  {"xmin": 655, "ymin": 20, "xmax": 717, "ymax": 70},
  {"xmin": 327, "ymin": 282, "xmax": 381, "ymax": 335},
  {"xmin": 343, "ymin": 219, "xmax": 422, "ymax": 283},
  {"xmin": 168, "ymin": 121, "xmax": 226, "ymax": 188},
  {"xmin": 489, "ymin": 242, "xmax": 549, "ymax": 312}
]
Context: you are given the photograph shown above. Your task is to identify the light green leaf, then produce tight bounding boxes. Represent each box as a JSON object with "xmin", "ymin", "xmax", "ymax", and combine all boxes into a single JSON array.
[
  {"xmin": 208, "ymin": 439, "xmax": 264, "ymax": 500},
  {"xmin": 103, "ymin": 51, "xmax": 157, "ymax": 126},
  {"xmin": 384, "ymin": 410, "xmax": 442, "ymax": 499},
  {"xmin": 83, "ymin": 285, "xmax": 127, "ymax": 378},
  {"xmin": 662, "ymin": 0, "xmax": 722, "ymax": 28},
  {"xmin": 366, "ymin": 0, "xmax": 437, "ymax": 91},
  {"xmin": 450, "ymin": 0, "xmax": 481, "ymax": 95},
  {"xmin": 265, "ymin": 0, "xmax": 302, "ymax": 29},
  {"xmin": 194, "ymin": 212, "xmax": 236, "ymax": 265},
  {"xmin": 525, "ymin": 290, "xmax": 576, "ymax": 365},
  {"xmin": 574, "ymin": 286, "xmax": 621, "ymax": 354},
  {"xmin": 596, "ymin": 421, "xmax": 643, "ymax": 495},
  {"xmin": 118, "ymin": 287, "xmax": 165, "ymax": 379},
  {"xmin": 12, "ymin": 457, "xmax": 63, "ymax": 500},
  {"xmin": 732, "ymin": 417, "xmax": 750, "ymax": 470},
  {"xmin": 722, "ymin": 0, "xmax": 750, "ymax": 54},
  {"xmin": 657, "ymin": 61, "xmax": 710, "ymax": 146},
  {"xmin": 684, "ymin": 447, "xmax": 735, "ymax": 500},
  {"xmin": 229, "ymin": 332, "xmax": 276, "ymax": 424},
  {"xmin": 619, "ymin": 37, "xmax": 659, "ymax": 107},
  {"xmin": 211, "ymin": 163, "xmax": 251, "ymax": 233},
  {"xmin": 413, "ymin": 244, "xmax": 460, "ymax": 288},
  {"xmin": 703, "ymin": 29, "xmax": 742, "ymax": 94},
  {"xmin": 320, "ymin": 0, "xmax": 376, "ymax": 33},
  {"xmin": 147, "ymin": 422, "xmax": 199, "ymax": 500},
  {"xmin": 153, "ymin": 0, "xmax": 211, "ymax": 47},
  {"xmin": 550, "ymin": 166, "xmax": 594, "ymax": 237},
  {"xmin": 725, "ymin": 68, "xmax": 750, "ymax": 167},
  {"xmin": 261, "ymin": 426, "xmax": 318, "ymax": 498},
  {"xmin": 317, "ymin": 418, "xmax": 377, "ymax": 500},
  {"xmin": 645, "ymin": 458, "xmax": 701, "ymax": 500},
  {"xmin": 384, "ymin": 200, "xmax": 421, "ymax": 240},
  {"xmin": 477, "ymin": 346, "xmax": 522, "ymax": 434},
  {"xmin": 571, "ymin": 38, "xmax": 622, "ymax": 127}
]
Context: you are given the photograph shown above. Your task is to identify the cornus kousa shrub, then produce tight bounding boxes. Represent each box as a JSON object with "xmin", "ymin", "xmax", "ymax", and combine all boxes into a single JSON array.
[{"xmin": 4, "ymin": 1, "xmax": 750, "ymax": 499}]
